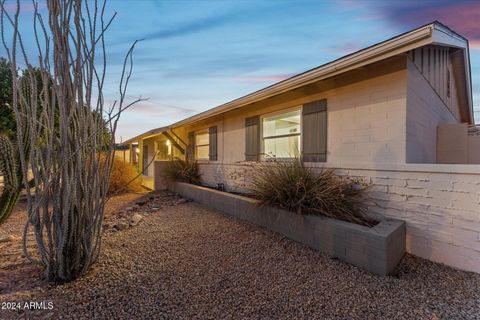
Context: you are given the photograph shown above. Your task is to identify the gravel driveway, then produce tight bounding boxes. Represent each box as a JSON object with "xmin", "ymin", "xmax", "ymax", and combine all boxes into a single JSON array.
[{"xmin": 1, "ymin": 196, "xmax": 479, "ymax": 319}]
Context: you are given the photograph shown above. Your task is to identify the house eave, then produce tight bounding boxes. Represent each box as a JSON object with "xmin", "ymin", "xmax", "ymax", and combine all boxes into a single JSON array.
[
  {"xmin": 120, "ymin": 126, "xmax": 168, "ymax": 146},
  {"xmin": 169, "ymin": 24, "xmax": 435, "ymax": 129},
  {"xmin": 123, "ymin": 21, "xmax": 474, "ymax": 141}
]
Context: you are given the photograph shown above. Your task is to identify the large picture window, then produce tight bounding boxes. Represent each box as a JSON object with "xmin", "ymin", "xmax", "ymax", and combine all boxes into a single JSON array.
[
  {"xmin": 262, "ymin": 109, "xmax": 301, "ymax": 159},
  {"xmin": 195, "ymin": 130, "xmax": 209, "ymax": 160}
]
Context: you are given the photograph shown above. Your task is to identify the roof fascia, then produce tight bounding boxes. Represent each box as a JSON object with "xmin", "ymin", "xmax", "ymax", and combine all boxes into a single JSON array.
[{"xmin": 170, "ymin": 25, "xmax": 434, "ymax": 128}]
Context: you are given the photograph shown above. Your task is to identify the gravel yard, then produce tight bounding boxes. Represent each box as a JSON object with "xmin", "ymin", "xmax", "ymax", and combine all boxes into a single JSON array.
[{"xmin": 1, "ymin": 192, "xmax": 480, "ymax": 319}]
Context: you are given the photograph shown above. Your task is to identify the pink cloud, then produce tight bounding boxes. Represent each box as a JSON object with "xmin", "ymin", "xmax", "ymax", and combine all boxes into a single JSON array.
[
  {"xmin": 3, "ymin": 2, "xmax": 47, "ymax": 13},
  {"xmin": 230, "ymin": 73, "xmax": 295, "ymax": 82},
  {"xmin": 382, "ymin": 2, "xmax": 480, "ymax": 45},
  {"xmin": 331, "ymin": 42, "xmax": 362, "ymax": 55}
]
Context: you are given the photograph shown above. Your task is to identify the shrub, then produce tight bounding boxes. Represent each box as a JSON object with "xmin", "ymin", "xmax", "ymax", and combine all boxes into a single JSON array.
[
  {"xmin": 107, "ymin": 155, "xmax": 143, "ymax": 195},
  {"xmin": 164, "ymin": 159, "xmax": 201, "ymax": 185},
  {"xmin": 249, "ymin": 158, "xmax": 374, "ymax": 226}
]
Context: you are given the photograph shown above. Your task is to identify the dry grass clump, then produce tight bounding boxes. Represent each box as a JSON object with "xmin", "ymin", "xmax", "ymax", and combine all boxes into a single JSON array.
[
  {"xmin": 164, "ymin": 159, "xmax": 202, "ymax": 185},
  {"xmin": 249, "ymin": 158, "xmax": 375, "ymax": 226},
  {"xmin": 107, "ymin": 156, "xmax": 143, "ymax": 195}
]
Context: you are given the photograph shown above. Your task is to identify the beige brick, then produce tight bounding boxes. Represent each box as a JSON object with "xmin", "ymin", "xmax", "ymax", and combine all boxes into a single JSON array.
[
  {"xmin": 407, "ymin": 179, "xmax": 452, "ymax": 191},
  {"xmin": 453, "ymin": 181, "xmax": 480, "ymax": 193},
  {"xmin": 373, "ymin": 177, "xmax": 406, "ymax": 187},
  {"xmin": 389, "ymin": 185, "xmax": 428, "ymax": 197},
  {"xmin": 407, "ymin": 195, "xmax": 450, "ymax": 208}
]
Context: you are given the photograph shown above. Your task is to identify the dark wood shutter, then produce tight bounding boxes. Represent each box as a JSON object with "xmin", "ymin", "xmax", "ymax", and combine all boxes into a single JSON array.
[
  {"xmin": 187, "ymin": 131, "xmax": 195, "ymax": 161},
  {"xmin": 209, "ymin": 126, "xmax": 217, "ymax": 161},
  {"xmin": 245, "ymin": 116, "xmax": 260, "ymax": 161},
  {"xmin": 302, "ymin": 99, "xmax": 327, "ymax": 162}
]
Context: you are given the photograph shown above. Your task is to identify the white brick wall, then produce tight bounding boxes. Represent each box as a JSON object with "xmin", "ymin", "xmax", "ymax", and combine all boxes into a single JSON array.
[{"xmin": 197, "ymin": 162, "xmax": 480, "ymax": 273}]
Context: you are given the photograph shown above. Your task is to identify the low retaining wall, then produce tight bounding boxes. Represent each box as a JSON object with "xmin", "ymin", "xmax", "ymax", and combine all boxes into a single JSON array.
[
  {"xmin": 195, "ymin": 162, "xmax": 480, "ymax": 274},
  {"xmin": 172, "ymin": 182, "xmax": 405, "ymax": 276}
]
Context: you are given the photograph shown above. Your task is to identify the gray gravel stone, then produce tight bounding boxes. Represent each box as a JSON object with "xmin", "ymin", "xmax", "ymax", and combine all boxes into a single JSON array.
[
  {"xmin": 130, "ymin": 214, "xmax": 143, "ymax": 226},
  {"xmin": 114, "ymin": 220, "xmax": 129, "ymax": 231},
  {"xmin": 2, "ymin": 202, "xmax": 479, "ymax": 319}
]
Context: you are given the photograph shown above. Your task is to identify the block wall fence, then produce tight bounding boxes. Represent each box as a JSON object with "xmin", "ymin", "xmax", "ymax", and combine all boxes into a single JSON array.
[{"xmin": 184, "ymin": 162, "xmax": 480, "ymax": 273}]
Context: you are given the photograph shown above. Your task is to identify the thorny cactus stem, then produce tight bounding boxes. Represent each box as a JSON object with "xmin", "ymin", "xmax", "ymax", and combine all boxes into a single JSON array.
[{"xmin": 0, "ymin": 134, "xmax": 20, "ymax": 225}]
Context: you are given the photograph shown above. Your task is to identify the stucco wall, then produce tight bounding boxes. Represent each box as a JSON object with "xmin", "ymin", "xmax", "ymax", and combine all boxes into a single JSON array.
[
  {"xmin": 437, "ymin": 123, "xmax": 480, "ymax": 164},
  {"xmin": 183, "ymin": 56, "xmax": 408, "ymax": 166},
  {"xmin": 143, "ymin": 138, "xmax": 156, "ymax": 177},
  {"xmin": 406, "ymin": 59, "xmax": 458, "ymax": 164},
  {"xmin": 468, "ymin": 134, "xmax": 480, "ymax": 163},
  {"xmin": 195, "ymin": 161, "xmax": 480, "ymax": 273}
]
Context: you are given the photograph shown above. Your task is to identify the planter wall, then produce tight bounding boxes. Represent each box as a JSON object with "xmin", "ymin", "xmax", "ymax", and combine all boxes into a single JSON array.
[{"xmin": 172, "ymin": 182, "xmax": 406, "ymax": 276}]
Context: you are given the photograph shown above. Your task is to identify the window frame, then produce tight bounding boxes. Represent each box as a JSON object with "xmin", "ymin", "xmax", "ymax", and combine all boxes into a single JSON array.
[
  {"xmin": 194, "ymin": 129, "xmax": 210, "ymax": 160},
  {"xmin": 260, "ymin": 107, "xmax": 302, "ymax": 160}
]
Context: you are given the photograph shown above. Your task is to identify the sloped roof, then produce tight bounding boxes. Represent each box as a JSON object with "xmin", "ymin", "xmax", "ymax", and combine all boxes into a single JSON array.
[{"xmin": 122, "ymin": 21, "xmax": 473, "ymax": 145}]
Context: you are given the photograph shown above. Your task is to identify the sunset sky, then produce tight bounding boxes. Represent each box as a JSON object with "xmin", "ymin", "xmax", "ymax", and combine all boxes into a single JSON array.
[{"xmin": 3, "ymin": 0, "xmax": 480, "ymax": 141}]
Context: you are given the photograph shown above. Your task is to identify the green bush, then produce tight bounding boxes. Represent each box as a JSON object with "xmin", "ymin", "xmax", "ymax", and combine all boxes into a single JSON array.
[
  {"xmin": 249, "ymin": 158, "xmax": 374, "ymax": 226},
  {"xmin": 164, "ymin": 159, "xmax": 201, "ymax": 185}
]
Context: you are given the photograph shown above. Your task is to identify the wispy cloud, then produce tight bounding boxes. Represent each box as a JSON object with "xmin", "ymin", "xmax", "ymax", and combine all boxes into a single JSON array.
[
  {"xmin": 142, "ymin": 12, "xmax": 237, "ymax": 41},
  {"xmin": 3, "ymin": 1, "xmax": 47, "ymax": 13}
]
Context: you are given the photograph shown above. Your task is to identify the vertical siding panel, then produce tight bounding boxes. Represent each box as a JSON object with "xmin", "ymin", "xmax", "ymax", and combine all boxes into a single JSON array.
[
  {"xmin": 437, "ymin": 49, "xmax": 441, "ymax": 94},
  {"xmin": 421, "ymin": 48, "xmax": 425, "ymax": 75},
  {"xmin": 443, "ymin": 49, "xmax": 445, "ymax": 98},
  {"xmin": 415, "ymin": 48, "xmax": 421, "ymax": 70},
  {"xmin": 434, "ymin": 48, "xmax": 438, "ymax": 91},
  {"xmin": 440, "ymin": 49, "xmax": 444, "ymax": 100},
  {"xmin": 428, "ymin": 48, "xmax": 434, "ymax": 83}
]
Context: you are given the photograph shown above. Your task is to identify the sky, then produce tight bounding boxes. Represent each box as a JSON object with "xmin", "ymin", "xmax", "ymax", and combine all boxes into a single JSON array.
[{"xmin": 2, "ymin": 0, "xmax": 480, "ymax": 141}]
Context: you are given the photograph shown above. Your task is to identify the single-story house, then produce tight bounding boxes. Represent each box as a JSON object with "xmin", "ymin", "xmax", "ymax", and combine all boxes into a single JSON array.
[{"xmin": 122, "ymin": 21, "xmax": 480, "ymax": 274}]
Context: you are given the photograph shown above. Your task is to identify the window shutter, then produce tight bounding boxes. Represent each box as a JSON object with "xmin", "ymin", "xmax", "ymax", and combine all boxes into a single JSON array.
[
  {"xmin": 187, "ymin": 131, "xmax": 195, "ymax": 161},
  {"xmin": 245, "ymin": 116, "xmax": 259, "ymax": 161},
  {"xmin": 302, "ymin": 99, "xmax": 327, "ymax": 162},
  {"xmin": 209, "ymin": 126, "xmax": 217, "ymax": 161}
]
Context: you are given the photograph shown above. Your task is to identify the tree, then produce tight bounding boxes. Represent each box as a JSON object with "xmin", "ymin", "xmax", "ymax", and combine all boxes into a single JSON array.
[
  {"xmin": 0, "ymin": 0, "xmax": 143, "ymax": 282},
  {"xmin": 0, "ymin": 63, "xmax": 114, "ymax": 227},
  {"xmin": 0, "ymin": 58, "xmax": 15, "ymax": 139}
]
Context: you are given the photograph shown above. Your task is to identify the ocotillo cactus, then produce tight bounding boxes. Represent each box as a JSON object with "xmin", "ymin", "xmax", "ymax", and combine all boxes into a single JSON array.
[{"xmin": 0, "ymin": 134, "xmax": 20, "ymax": 225}]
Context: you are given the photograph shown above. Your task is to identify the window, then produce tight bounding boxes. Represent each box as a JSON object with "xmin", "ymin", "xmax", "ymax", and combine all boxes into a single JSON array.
[
  {"xmin": 195, "ymin": 131, "xmax": 209, "ymax": 160},
  {"xmin": 262, "ymin": 109, "xmax": 301, "ymax": 159}
]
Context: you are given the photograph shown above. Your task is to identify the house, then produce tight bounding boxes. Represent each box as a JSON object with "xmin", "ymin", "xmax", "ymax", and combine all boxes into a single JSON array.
[{"xmin": 122, "ymin": 21, "xmax": 480, "ymax": 273}]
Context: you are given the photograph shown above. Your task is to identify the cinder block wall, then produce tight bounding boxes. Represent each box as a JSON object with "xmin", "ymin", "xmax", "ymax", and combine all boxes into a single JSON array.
[
  {"xmin": 406, "ymin": 59, "xmax": 458, "ymax": 163},
  {"xmin": 182, "ymin": 56, "xmax": 408, "ymax": 166},
  {"xmin": 197, "ymin": 162, "xmax": 480, "ymax": 274}
]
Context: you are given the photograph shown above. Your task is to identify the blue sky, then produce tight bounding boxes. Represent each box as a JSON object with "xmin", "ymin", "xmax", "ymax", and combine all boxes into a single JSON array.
[{"xmin": 3, "ymin": 0, "xmax": 480, "ymax": 141}]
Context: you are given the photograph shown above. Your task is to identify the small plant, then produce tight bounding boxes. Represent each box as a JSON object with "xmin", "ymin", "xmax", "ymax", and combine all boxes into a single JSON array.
[
  {"xmin": 164, "ymin": 159, "xmax": 201, "ymax": 185},
  {"xmin": 106, "ymin": 155, "xmax": 144, "ymax": 195},
  {"xmin": 249, "ymin": 158, "xmax": 374, "ymax": 226}
]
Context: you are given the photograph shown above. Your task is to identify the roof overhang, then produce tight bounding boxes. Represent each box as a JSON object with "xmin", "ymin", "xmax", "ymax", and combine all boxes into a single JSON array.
[
  {"xmin": 120, "ymin": 126, "xmax": 168, "ymax": 146},
  {"xmin": 124, "ymin": 21, "xmax": 474, "ymax": 142},
  {"xmin": 431, "ymin": 23, "xmax": 473, "ymax": 123}
]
